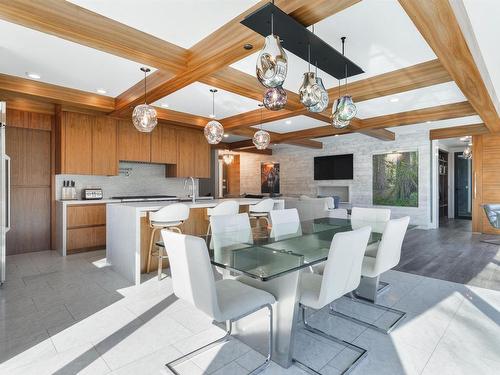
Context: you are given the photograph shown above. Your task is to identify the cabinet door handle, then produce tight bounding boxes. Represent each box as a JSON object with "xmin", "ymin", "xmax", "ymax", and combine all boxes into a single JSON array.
[{"xmin": 473, "ymin": 172, "xmax": 477, "ymax": 199}]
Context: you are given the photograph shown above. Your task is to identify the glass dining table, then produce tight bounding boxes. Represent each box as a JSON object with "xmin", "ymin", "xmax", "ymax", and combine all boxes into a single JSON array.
[{"xmin": 158, "ymin": 217, "xmax": 383, "ymax": 369}]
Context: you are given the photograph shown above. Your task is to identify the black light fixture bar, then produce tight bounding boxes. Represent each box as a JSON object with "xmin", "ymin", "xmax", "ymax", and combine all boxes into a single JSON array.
[{"xmin": 241, "ymin": 2, "xmax": 364, "ymax": 79}]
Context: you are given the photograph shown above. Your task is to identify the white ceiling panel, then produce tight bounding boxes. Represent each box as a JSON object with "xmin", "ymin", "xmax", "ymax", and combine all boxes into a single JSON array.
[
  {"xmin": 153, "ymin": 81, "xmax": 261, "ymax": 119},
  {"xmin": 356, "ymin": 82, "xmax": 467, "ymax": 119},
  {"xmin": 0, "ymin": 20, "xmax": 147, "ymax": 96},
  {"xmin": 221, "ymin": 134, "xmax": 249, "ymax": 143},
  {"xmin": 390, "ymin": 115, "xmax": 482, "ymax": 135},
  {"xmin": 462, "ymin": 0, "xmax": 500, "ymax": 107},
  {"xmin": 70, "ymin": 0, "xmax": 259, "ymax": 49},
  {"xmin": 252, "ymin": 115, "xmax": 327, "ymax": 134},
  {"xmin": 231, "ymin": 0, "xmax": 436, "ymax": 93}
]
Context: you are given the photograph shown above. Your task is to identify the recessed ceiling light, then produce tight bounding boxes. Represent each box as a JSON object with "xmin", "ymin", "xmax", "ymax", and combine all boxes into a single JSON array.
[
  {"xmin": 243, "ymin": 43, "xmax": 254, "ymax": 50},
  {"xmin": 334, "ymin": 134, "xmax": 339, "ymax": 137},
  {"xmin": 96, "ymin": 88, "xmax": 107, "ymax": 94},
  {"xmin": 285, "ymin": 120, "xmax": 292, "ymax": 125},
  {"xmin": 389, "ymin": 97, "xmax": 399, "ymax": 103},
  {"xmin": 160, "ymin": 103, "xmax": 169, "ymax": 108},
  {"xmin": 26, "ymin": 72, "xmax": 41, "ymax": 79},
  {"xmin": 223, "ymin": 134, "xmax": 229, "ymax": 138},
  {"xmin": 426, "ymin": 121, "xmax": 432, "ymax": 124}
]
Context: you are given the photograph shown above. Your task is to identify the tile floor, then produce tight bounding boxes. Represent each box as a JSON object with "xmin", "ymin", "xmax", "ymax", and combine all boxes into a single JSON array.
[{"xmin": 1, "ymin": 249, "xmax": 500, "ymax": 374}]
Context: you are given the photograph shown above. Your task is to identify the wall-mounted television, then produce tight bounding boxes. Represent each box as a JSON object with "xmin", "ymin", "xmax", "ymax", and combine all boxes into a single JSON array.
[{"xmin": 314, "ymin": 154, "xmax": 353, "ymax": 180}]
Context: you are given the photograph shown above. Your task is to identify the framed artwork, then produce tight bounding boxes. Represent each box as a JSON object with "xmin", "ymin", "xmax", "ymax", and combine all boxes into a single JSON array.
[
  {"xmin": 261, "ymin": 162, "xmax": 280, "ymax": 194},
  {"xmin": 373, "ymin": 151, "xmax": 418, "ymax": 207}
]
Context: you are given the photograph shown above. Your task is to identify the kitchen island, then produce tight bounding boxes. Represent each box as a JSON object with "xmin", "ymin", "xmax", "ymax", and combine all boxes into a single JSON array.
[{"xmin": 106, "ymin": 198, "xmax": 284, "ymax": 284}]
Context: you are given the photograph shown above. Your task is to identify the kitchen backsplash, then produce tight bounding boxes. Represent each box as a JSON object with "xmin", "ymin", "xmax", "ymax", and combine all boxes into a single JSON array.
[{"xmin": 56, "ymin": 162, "xmax": 198, "ymax": 200}]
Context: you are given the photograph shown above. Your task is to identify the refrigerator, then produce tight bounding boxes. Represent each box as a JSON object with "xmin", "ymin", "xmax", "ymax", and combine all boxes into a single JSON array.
[{"xmin": 0, "ymin": 101, "xmax": 10, "ymax": 284}]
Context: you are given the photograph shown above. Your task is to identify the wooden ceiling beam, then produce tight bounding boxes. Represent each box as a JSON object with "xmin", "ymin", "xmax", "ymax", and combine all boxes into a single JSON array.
[
  {"xmin": 429, "ymin": 123, "xmax": 489, "ymax": 140},
  {"xmin": 398, "ymin": 0, "xmax": 500, "ymax": 132},
  {"xmin": 0, "ymin": 73, "xmax": 115, "ymax": 111},
  {"xmin": 0, "ymin": 0, "xmax": 187, "ymax": 73}
]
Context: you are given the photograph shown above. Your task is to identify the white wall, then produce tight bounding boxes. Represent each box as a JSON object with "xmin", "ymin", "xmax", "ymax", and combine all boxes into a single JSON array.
[
  {"xmin": 240, "ymin": 131, "xmax": 433, "ymax": 228},
  {"xmin": 55, "ymin": 161, "xmax": 197, "ymax": 200}
]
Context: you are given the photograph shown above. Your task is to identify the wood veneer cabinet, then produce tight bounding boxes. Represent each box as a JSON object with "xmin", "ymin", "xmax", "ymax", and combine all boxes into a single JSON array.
[
  {"xmin": 173, "ymin": 127, "xmax": 210, "ymax": 178},
  {"xmin": 57, "ymin": 111, "xmax": 118, "ymax": 175},
  {"xmin": 117, "ymin": 119, "xmax": 151, "ymax": 162},
  {"xmin": 66, "ymin": 204, "xmax": 106, "ymax": 253},
  {"xmin": 151, "ymin": 123, "xmax": 177, "ymax": 164}
]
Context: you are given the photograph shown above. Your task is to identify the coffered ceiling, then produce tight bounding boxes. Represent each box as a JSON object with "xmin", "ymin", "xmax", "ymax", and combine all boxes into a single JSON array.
[{"xmin": 0, "ymin": 0, "xmax": 498, "ymax": 149}]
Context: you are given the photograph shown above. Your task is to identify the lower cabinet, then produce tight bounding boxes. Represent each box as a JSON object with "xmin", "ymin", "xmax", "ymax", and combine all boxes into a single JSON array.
[{"xmin": 66, "ymin": 204, "xmax": 106, "ymax": 254}]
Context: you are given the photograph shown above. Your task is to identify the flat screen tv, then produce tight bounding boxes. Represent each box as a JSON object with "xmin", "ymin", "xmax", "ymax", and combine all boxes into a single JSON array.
[{"xmin": 314, "ymin": 154, "xmax": 353, "ymax": 180}]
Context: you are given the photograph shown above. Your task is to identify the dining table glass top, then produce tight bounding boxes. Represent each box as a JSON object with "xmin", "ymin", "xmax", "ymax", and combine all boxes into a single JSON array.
[{"xmin": 157, "ymin": 217, "xmax": 386, "ymax": 282}]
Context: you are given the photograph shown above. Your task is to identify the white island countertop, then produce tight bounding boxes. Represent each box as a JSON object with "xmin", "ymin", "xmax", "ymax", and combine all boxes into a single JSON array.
[{"xmin": 106, "ymin": 198, "xmax": 284, "ymax": 284}]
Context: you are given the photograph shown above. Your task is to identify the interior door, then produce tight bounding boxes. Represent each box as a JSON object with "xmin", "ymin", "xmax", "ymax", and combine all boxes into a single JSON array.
[{"xmin": 455, "ymin": 152, "xmax": 472, "ymax": 219}]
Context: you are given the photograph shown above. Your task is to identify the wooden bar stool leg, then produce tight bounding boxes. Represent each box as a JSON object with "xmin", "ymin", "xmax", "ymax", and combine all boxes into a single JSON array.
[
  {"xmin": 157, "ymin": 226, "xmax": 182, "ymax": 280},
  {"xmin": 147, "ymin": 226, "xmax": 160, "ymax": 273}
]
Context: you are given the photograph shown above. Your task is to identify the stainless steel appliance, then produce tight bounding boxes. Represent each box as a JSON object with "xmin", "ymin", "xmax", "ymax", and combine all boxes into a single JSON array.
[
  {"xmin": 82, "ymin": 188, "xmax": 103, "ymax": 200},
  {"xmin": 1, "ymin": 102, "xmax": 11, "ymax": 284}
]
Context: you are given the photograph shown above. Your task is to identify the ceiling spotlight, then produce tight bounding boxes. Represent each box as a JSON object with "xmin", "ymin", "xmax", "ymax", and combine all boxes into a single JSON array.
[
  {"xmin": 243, "ymin": 43, "xmax": 253, "ymax": 50},
  {"xmin": 96, "ymin": 88, "xmax": 107, "ymax": 94},
  {"xmin": 426, "ymin": 121, "xmax": 432, "ymax": 124},
  {"xmin": 26, "ymin": 72, "xmax": 41, "ymax": 79},
  {"xmin": 223, "ymin": 134, "xmax": 229, "ymax": 138},
  {"xmin": 285, "ymin": 120, "xmax": 292, "ymax": 125},
  {"xmin": 389, "ymin": 97, "xmax": 399, "ymax": 103},
  {"xmin": 160, "ymin": 103, "xmax": 169, "ymax": 108}
]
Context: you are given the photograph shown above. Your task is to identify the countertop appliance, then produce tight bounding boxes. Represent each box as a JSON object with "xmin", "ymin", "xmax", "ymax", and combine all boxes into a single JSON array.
[
  {"xmin": 82, "ymin": 188, "xmax": 103, "ymax": 200},
  {"xmin": 111, "ymin": 195, "xmax": 178, "ymax": 202},
  {"xmin": 1, "ymin": 101, "xmax": 10, "ymax": 284}
]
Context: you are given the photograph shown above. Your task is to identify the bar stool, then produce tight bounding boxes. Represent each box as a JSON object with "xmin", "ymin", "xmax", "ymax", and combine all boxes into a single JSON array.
[
  {"xmin": 206, "ymin": 200, "xmax": 239, "ymax": 237},
  {"xmin": 248, "ymin": 198, "xmax": 275, "ymax": 228},
  {"xmin": 146, "ymin": 203, "xmax": 190, "ymax": 280}
]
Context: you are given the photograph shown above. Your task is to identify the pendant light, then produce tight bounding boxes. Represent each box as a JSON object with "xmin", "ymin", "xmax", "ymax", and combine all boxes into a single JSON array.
[
  {"xmin": 204, "ymin": 89, "xmax": 224, "ymax": 144},
  {"xmin": 332, "ymin": 37, "xmax": 357, "ymax": 128},
  {"xmin": 132, "ymin": 67, "xmax": 158, "ymax": 132},
  {"xmin": 222, "ymin": 151, "xmax": 234, "ymax": 165},
  {"xmin": 299, "ymin": 43, "xmax": 321, "ymax": 108},
  {"xmin": 462, "ymin": 136, "xmax": 472, "ymax": 159},
  {"xmin": 256, "ymin": 9, "xmax": 287, "ymax": 88},
  {"xmin": 308, "ymin": 61, "xmax": 329, "ymax": 113},
  {"xmin": 253, "ymin": 103, "xmax": 271, "ymax": 150},
  {"xmin": 263, "ymin": 86, "xmax": 287, "ymax": 111}
]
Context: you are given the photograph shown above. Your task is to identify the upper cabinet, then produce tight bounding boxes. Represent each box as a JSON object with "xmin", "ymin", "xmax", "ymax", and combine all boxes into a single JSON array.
[
  {"xmin": 56, "ymin": 111, "xmax": 210, "ymax": 178},
  {"xmin": 151, "ymin": 124, "xmax": 177, "ymax": 164},
  {"xmin": 117, "ymin": 120, "xmax": 151, "ymax": 162}
]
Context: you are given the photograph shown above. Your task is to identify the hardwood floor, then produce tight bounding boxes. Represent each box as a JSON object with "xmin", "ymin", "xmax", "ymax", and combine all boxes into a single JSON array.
[{"xmin": 396, "ymin": 219, "xmax": 500, "ymax": 291}]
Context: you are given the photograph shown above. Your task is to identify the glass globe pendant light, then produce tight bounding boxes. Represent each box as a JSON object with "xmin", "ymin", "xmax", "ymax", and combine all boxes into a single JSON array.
[
  {"xmin": 256, "ymin": 12, "xmax": 288, "ymax": 88},
  {"xmin": 308, "ymin": 63, "xmax": 329, "ymax": 113},
  {"xmin": 462, "ymin": 136, "xmax": 473, "ymax": 159},
  {"xmin": 253, "ymin": 104, "xmax": 271, "ymax": 150},
  {"xmin": 332, "ymin": 37, "xmax": 357, "ymax": 128},
  {"xmin": 204, "ymin": 89, "xmax": 224, "ymax": 144},
  {"xmin": 263, "ymin": 86, "xmax": 287, "ymax": 111},
  {"xmin": 222, "ymin": 151, "xmax": 234, "ymax": 165},
  {"xmin": 132, "ymin": 67, "xmax": 158, "ymax": 132},
  {"xmin": 299, "ymin": 43, "xmax": 322, "ymax": 108}
]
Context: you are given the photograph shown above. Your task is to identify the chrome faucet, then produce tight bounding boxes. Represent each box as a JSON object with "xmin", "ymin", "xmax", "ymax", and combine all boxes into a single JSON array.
[{"xmin": 184, "ymin": 177, "xmax": 196, "ymax": 203}]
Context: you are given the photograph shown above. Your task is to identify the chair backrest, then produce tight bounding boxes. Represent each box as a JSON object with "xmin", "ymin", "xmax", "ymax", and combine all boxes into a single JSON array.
[
  {"xmin": 270, "ymin": 208, "xmax": 302, "ymax": 240},
  {"xmin": 161, "ymin": 230, "xmax": 220, "ymax": 319},
  {"xmin": 209, "ymin": 200, "xmax": 239, "ymax": 216},
  {"xmin": 250, "ymin": 198, "xmax": 275, "ymax": 213},
  {"xmin": 318, "ymin": 226, "xmax": 371, "ymax": 305},
  {"xmin": 351, "ymin": 207, "xmax": 391, "ymax": 233},
  {"xmin": 300, "ymin": 195, "xmax": 332, "ymax": 210},
  {"xmin": 328, "ymin": 208, "xmax": 348, "ymax": 219},
  {"xmin": 149, "ymin": 203, "xmax": 190, "ymax": 223},
  {"xmin": 483, "ymin": 204, "xmax": 500, "ymax": 228},
  {"xmin": 210, "ymin": 213, "xmax": 253, "ymax": 248},
  {"xmin": 373, "ymin": 216, "xmax": 410, "ymax": 274}
]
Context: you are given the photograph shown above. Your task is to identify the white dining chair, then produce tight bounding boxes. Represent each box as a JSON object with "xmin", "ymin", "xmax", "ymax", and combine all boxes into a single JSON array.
[
  {"xmin": 206, "ymin": 200, "xmax": 239, "ymax": 236},
  {"xmin": 269, "ymin": 208, "xmax": 302, "ymax": 240},
  {"xmin": 327, "ymin": 208, "xmax": 348, "ymax": 219},
  {"xmin": 249, "ymin": 198, "xmax": 275, "ymax": 227},
  {"xmin": 146, "ymin": 203, "xmax": 190, "ymax": 280},
  {"xmin": 295, "ymin": 226, "xmax": 371, "ymax": 374},
  {"xmin": 161, "ymin": 230, "xmax": 275, "ymax": 375},
  {"xmin": 210, "ymin": 212, "xmax": 253, "ymax": 250},
  {"xmin": 351, "ymin": 207, "xmax": 391, "ymax": 233},
  {"xmin": 330, "ymin": 216, "xmax": 410, "ymax": 334}
]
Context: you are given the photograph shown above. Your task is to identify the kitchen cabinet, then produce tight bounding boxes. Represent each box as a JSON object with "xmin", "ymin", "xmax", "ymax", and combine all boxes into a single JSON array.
[
  {"xmin": 151, "ymin": 124, "xmax": 177, "ymax": 164},
  {"xmin": 117, "ymin": 119, "xmax": 151, "ymax": 162},
  {"xmin": 172, "ymin": 128, "xmax": 210, "ymax": 178},
  {"xmin": 65, "ymin": 203, "xmax": 106, "ymax": 253},
  {"xmin": 93, "ymin": 117, "xmax": 118, "ymax": 176},
  {"xmin": 194, "ymin": 130, "xmax": 211, "ymax": 178},
  {"xmin": 60, "ymin": 112, "xmax": 93, "ymax": 175}
]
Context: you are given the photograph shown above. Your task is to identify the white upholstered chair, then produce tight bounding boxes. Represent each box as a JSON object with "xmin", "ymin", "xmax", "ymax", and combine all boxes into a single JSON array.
[
  {"xmin": 210, "ymin": 213, "xmax": 253, "ymax": 250},
  {"xmin": 295, "ymin": 226, "xmax": 371, "ymax": 373},
  {"xmin": 249, "ymin": 198, "xmax": 275, "ymax": 227},
  {"xmin": 351, "ymin": 207, "xmax": 391, "ymax": 233},
  {"xmin": 146, "ymin": 203, "xmax": 190, "ymax": 280},
  {"xmin": 330, "ymin": 216, "xmax": 410, "ymax": 334},
  {"xmin": 206, "ymin": 200, "xmax": 239, "ymax": 236},
  {"xmin": 161, "ymin": 230, "xmax": 275, "ymax": 374},
  {"xmin": 327, "ymin": 208, "xmax": 348, "ymax": 219},
  {"xmin": 269, "ymin": 208, "xmax": 302, "ymax": 241}
]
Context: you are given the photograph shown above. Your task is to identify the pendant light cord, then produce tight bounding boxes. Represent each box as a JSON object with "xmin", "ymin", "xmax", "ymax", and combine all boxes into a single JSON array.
[
  {"xmin": 341, "ymin": 37, "xmax": 348, "ymax": 95},
  {"xmin": 212, "ymin": 91, "xmax": 215, "ymax": 118},
  {"xmin": 143, "ymin": 70, "xmax": 147, "ymax": 104}
]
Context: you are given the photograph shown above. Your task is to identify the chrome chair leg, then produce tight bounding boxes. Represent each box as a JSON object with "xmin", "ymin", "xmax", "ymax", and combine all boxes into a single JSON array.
[
  {"xmin": 329, "ymin": 295, "xmax": 406, "ymax": 334},
  {"xmin": 293, "ymin": 306, "xmax": 367, "ymax": 375},
  {"xmin": 166, "ymin": 304, "xmax": 273, "ymax": 375}
]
